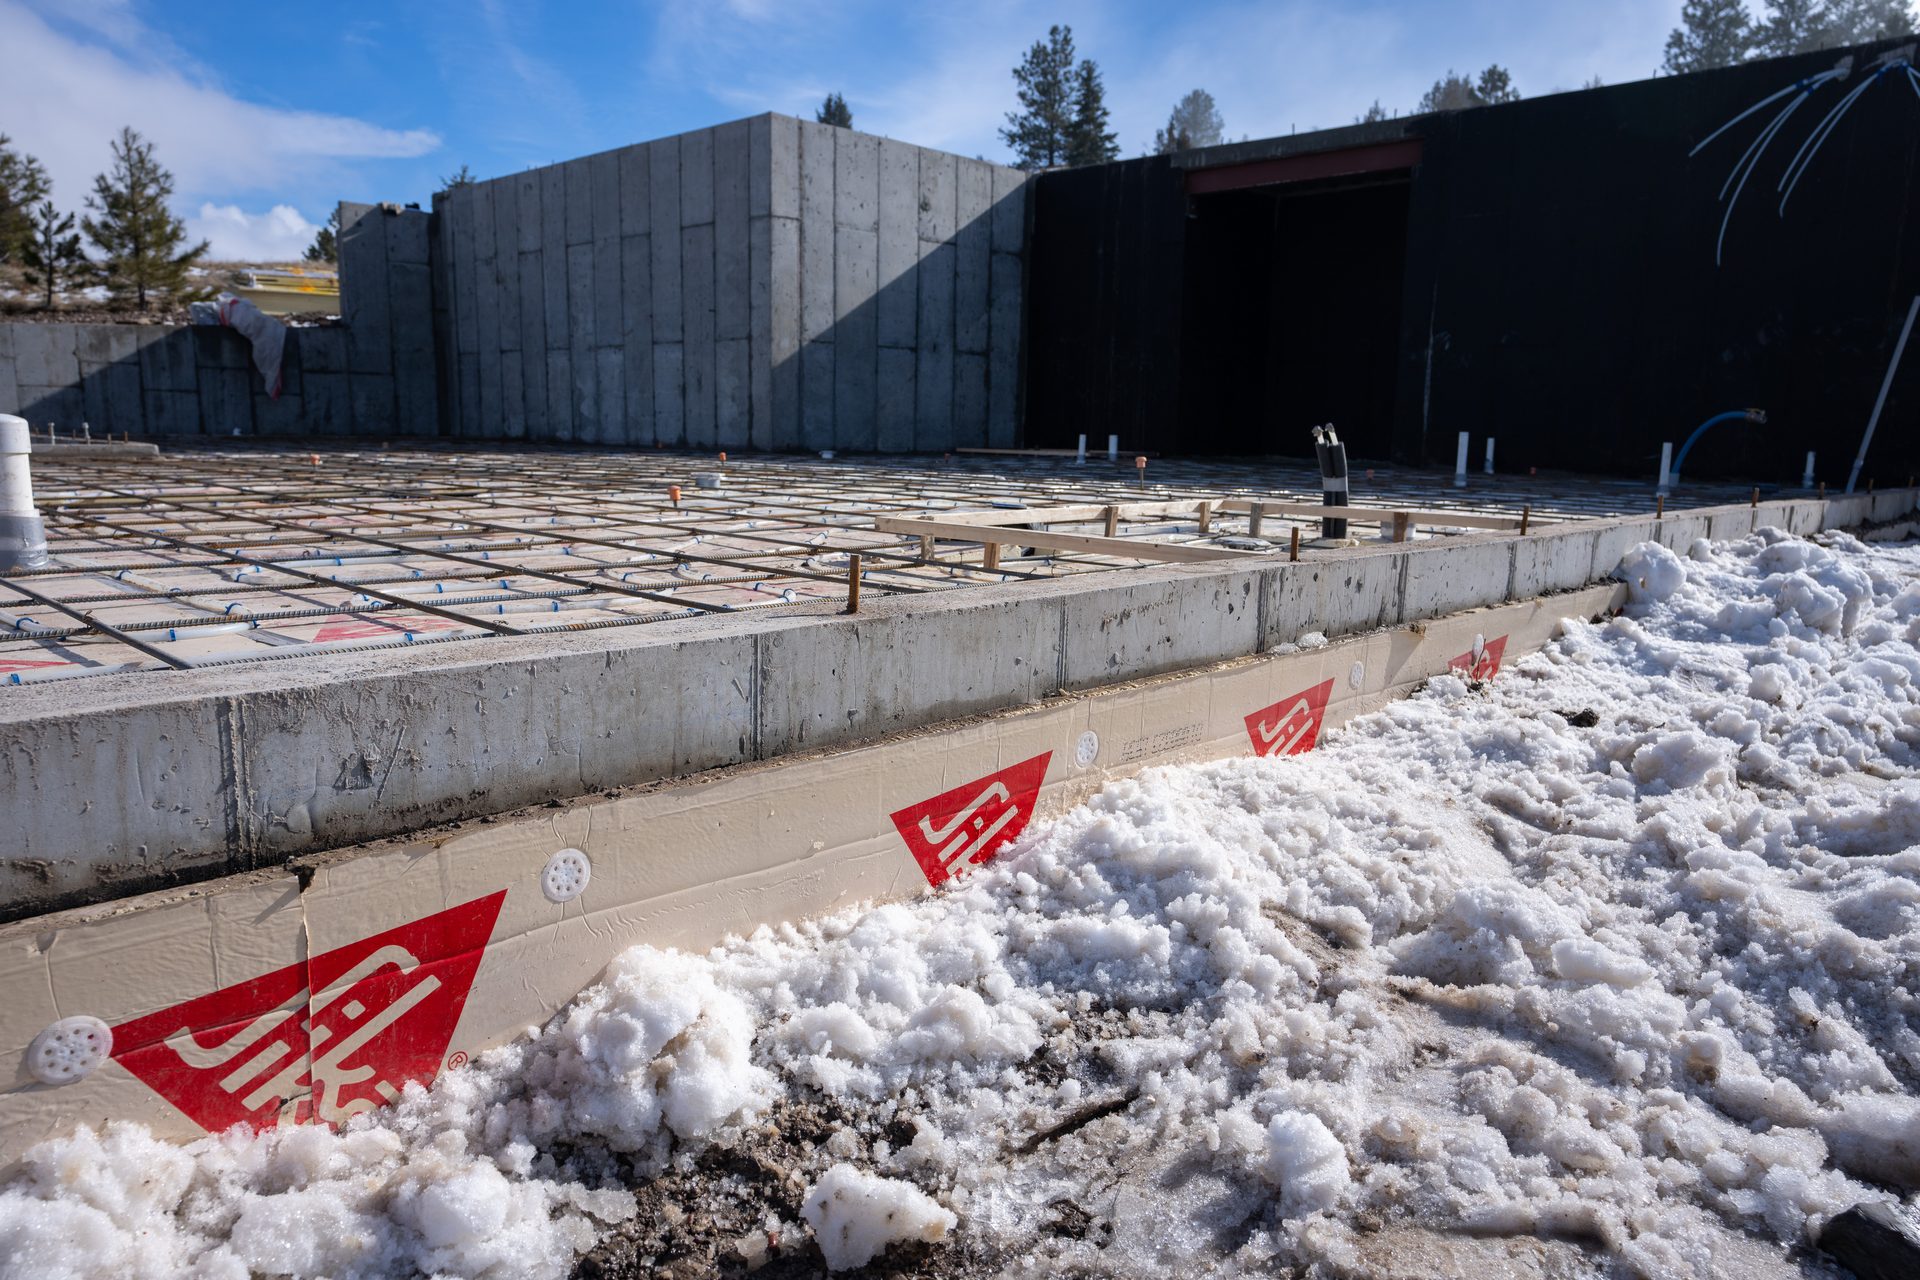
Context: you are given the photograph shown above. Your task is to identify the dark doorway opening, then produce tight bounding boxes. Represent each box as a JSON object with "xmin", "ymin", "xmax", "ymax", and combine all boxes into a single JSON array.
[{"xmin": 1180, "ymin": 173, "xmax": 1411, "ymax": 460}]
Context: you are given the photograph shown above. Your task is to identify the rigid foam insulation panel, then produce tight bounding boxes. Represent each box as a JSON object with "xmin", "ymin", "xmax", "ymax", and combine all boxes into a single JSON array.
[{"xmin": 0, "ymin": 581, "xmax": 1613, "ymax": 1165}]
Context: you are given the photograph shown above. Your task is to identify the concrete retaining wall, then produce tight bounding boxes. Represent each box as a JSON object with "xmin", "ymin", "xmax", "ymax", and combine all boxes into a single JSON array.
[
  {"xmin": 435, "ymin": 114, "xmax": 1027, "ymax": 450},
  {"xmin": 7, "ymin": 490, "xmax": 1910, "ymax": 919},
  {"xmin": 0, "ymin": 206, "xmax": 436, "ymax": 438}
]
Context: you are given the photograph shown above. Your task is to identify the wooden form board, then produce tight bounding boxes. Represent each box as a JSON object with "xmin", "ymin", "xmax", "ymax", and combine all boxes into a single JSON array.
[
  {"xmin": 898, "ymin": 499, "xmax": 1538, "ymax": 534},
  {"xmin": 868, "ymin": 515, "xmax": 1249, "ymax": 563}
]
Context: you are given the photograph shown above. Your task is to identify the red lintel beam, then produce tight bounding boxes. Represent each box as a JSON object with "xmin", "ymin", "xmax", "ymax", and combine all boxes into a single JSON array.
[{"xmin": 1184, "ymin": 139, "xmax": 1424, "ymax": 196}]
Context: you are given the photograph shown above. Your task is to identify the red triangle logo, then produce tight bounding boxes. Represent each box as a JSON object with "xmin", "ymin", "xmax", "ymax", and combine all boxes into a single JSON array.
[
  {"xmin": 1447, "ymin": 633, "xmax": 1509, "ymax": 683},
  {"xmin": 1245, "ymin": 677, "xmax": 1336, "ymax": 757},
  {"xmin": 111, "ymin": 891, "xmax": 506, "ymax": 1134},
  {"xmin": 891, "ymin": 752, "xmax": 1052, "ymax": 887},
  {"xmin": 313, "ymin": 614, "xmax": 466, "ymax": 643}
]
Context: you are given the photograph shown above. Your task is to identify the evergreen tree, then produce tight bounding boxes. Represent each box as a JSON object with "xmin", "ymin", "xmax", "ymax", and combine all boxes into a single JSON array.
[
  {"xmin": 1001, "ymin": 25, "xmax": 1078, "ymax": 169},
  {"xmin": 1664, "ymin": 0, "xmax": 1756, "ymax": 73},
  {"xmin": 1355, "ymin": 100, "xmax": 1390, "ymax": 124},
  {"xmin": 81, "ymin": 127, "xmax": 207, "ymax": 311},
  {"xmin": 304, "ymin": 207, "xmax": 340, "ymax": 264},
  {"xmin": 816, "ymin": 92, "xmax": 853, "ymax": 128},
  {"xmin": 0, "ymin": 135, "xmax": 50, "ymax": 266},
  {"xmin": 1759, "ymin": 0, "xmax": 1834, "ymax": 54},
  {"xmin": 1154, "ymin": 89, "xmax": 1226, "ymax": 154},
  {"xmin": 1066, "ymin": 58, "xmax": 1119, "ymax": 166},
  {"xmin": 21, "ymin": 200, "xmax": 84, "ymax": 308},
  {"xmin": 1417, "ymin": 66, "xmax": 1520, "ymax": 112},
  {"xmin": 1476, "ymin": 65, "xmax": 1520, "ymax": 104},
  {"xmin": 439, "ymin": 164, "xmax": 476, "ymax": 193},
  {"xmin": 1824, "ymin": 0, "xmax": 1917, "ymax": 43}
]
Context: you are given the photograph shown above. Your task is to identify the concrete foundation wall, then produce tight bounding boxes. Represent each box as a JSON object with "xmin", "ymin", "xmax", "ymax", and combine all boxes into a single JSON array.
[
  {"xmin": 7, "ymin": 488, "xmax": 1911, "ymax": 920},
  {"xmin": 0, "ymin": 206, "xmax": 436, "ymax": 438},
  {"xmin": 437, "ymin": 114, "xmax": 1028, "ymax": 451}
]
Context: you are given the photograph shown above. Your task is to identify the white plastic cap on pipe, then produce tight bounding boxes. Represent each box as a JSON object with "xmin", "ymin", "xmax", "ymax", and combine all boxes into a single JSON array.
[
  {"xmin": 1453, "ymin": 431, "xmax": 1469, "ymax": 488},
  {"xmin": 0, "ymin": 414, "xmax": 48, "ymax": 571}
]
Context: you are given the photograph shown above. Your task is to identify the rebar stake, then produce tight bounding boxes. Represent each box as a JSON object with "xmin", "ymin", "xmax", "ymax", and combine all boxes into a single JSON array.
[
  {"xmin": 1289, "ymin": 526, "xmax": 1300, "ymax": 562},
  {"xmin": 845, "ymin": 553, "xmax": 861, "ymax": 613}
]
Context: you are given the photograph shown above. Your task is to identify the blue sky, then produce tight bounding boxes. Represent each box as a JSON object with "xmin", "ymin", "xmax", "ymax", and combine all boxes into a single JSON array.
[{"xmin": 3, "ymin": 0, "xmax": 1686, "ymax": 259}]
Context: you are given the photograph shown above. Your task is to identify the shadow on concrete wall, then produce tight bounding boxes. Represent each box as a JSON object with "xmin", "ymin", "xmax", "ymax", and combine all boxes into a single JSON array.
[
  {"xmin": 436, "ymin": 114, "xmax": 1029, "ymax": 453},
  {"xmin": 0, "ymin": 204, "xmax": 437, "ymax": 442}
]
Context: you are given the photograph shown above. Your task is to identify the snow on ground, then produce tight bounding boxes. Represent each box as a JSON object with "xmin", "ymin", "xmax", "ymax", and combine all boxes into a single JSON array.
[{"xmin": 5, "ymin": 527, "xmax": 1920, "ymax": 1279}]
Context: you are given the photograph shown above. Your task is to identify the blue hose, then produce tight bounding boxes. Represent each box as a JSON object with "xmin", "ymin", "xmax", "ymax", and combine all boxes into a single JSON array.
[{"xmin": 1671, "ymin": 409, "xmax": 1767, "ymax": 484}]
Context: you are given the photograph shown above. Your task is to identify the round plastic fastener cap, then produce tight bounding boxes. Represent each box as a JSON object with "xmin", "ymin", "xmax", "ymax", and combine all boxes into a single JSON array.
[
  {"xmin": 28, "ymin": 1016, "xmax": 113, "ymax": 1085},
  {"xmin": 1349, "ymin": 661, "xmax": 1366, "ymax": 689},
  {"xmin": 542, "ymin": 848, "xmax": 592, "ymax": 903},
  {"xmin": 1075, "ymin": 730, "xmax": 1100, "ymax": 769}
]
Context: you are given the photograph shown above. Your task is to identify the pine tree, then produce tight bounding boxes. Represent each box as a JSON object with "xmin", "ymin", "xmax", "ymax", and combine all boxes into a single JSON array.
[
  {"xmin": 0, "ymin": 135, "xmax": 50, "ymax": 266},
  {"xmin": 1066, "ymin": 58, "xmax": 1119, "ymax": 166},
  {"xmin": 439, "ymin": 164, "xmax": 476, "ymax": 193},
  {"xmin": 21, "ymin": 201, "xmax": 84, "ymax": 309},
  {"xmin": 1824, "ymin": 0, "xmax": 1917, "ymax": 43},
  {"xmin": 81, "ymin": 127, "xmax": 208, "ymax": 311},
  {"xmin": 1001, "ymin": 25, "xmax": 1078, "ymax": 169},
  {"xmin": 1475, "ymin": 65, "xmax": 1520, "ymax": 104},
  {"xmin": 1355, "ymin": 100, "xmax": 1390, "ymax": 125},
  {"xmin": 1154, "ymin": 89, "xmax": 1226, "ymax": 154},
  {"xmin": 1664, "ymin": 0, "xmax": 1756, "ymax": 73},
  {"xmin": 816, "ymin": 92, "xmax": 853, "ymax": 128},
  {"xmin": 304, "ymin": 207, "xmax": 340, "ymax": 264},
  {"xmin": 1759, "ymin": 0, "xmax": 1834, "ymax": 54}
]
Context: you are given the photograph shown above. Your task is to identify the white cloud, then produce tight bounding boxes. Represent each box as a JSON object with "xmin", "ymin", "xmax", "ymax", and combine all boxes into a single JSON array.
[
  {"xmin": 188, "ymin": 203, "xmax": 320, "ymax": 263},
  {"xmin": 0, "ymin": 1, "xmax": 438, "ymax": 218}
]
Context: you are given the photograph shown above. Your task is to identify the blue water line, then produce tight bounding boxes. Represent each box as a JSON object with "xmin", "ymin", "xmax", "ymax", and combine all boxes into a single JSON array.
[{"xmin": 1671, "ymin": 410, "xmax": 1766, "ymax": 484}]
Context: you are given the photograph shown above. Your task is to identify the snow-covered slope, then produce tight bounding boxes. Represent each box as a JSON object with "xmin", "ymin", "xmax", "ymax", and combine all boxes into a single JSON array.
[{"xmin": 3, "ymin": 528, "xmax": 1918, "ymax": 1279}]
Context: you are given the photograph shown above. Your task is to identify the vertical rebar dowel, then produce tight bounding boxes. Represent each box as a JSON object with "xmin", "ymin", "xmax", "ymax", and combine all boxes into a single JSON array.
[
  {"xmin": 1656, "ymin": 494, "xmax": 1666, "ymax": 518},
  {"xmin": 1519, "ymin": 506, "xmax": 1531, "ymax": 536},
  {"xmin": 845, "ymin": 554, "xmax": 861, "ymax": 613},
  {"xmin": 1289, "ymin": 526, "xmax": 1300, "ymax": 562},
  {"xmin": 1819, "ymin": 482, "xmax": 1826, "ymax": 498}
]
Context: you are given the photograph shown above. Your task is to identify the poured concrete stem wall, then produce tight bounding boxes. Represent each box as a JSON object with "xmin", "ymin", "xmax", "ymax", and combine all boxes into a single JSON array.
[
  {"xmin": 0, "ymin": 206, "xmax": 435, "ymax": 439},
  {"xmin": 437, "ymin": 114, "xmax": 1027, "ymax": 450},
  {"xmin": 5, "ymin": 490, "xmax": 1910, "ymax": 919}
]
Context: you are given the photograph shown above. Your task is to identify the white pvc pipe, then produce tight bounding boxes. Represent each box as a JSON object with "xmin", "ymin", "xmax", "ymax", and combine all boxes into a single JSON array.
[
  {"xmin": 1453, "ymin": 432, "xmax": 1469, "ymax": 488},
  {"xmin": 0, "ymin": 415, "xmax": 37, "ymax": 518},
  {"xmin": 1848, "ymin": 294, "xmax": 1920, "ymax": 494},
  {"xmin": 1107, "ymin": 434, "xmax": 1119, "ymax": 462},
  {"xmin": 1803, "ymin": 451, "xmax": 1816, "ymax": 489},
  {"xmin": 1076, "ymin": 434, "xmax": 1087, "ymax": 463},
  {"xmin": 1658, "ymin": 442, "xmax": 1673, "ymax": 494},
  {"xmin": 1483, "ymin": 438, "xmax": 1495, "ymax": 475}
]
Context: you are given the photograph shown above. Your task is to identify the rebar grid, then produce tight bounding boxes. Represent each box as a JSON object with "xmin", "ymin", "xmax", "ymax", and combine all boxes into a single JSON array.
[{"xmin": 0, "ymin": 443, "xmax": 1755, "ymax": 682}]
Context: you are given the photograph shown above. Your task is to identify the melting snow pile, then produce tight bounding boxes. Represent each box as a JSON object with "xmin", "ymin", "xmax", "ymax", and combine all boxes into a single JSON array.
[{"xmin": 5, "ymin": 527, "xmax": 1920, "ymax": 1278}]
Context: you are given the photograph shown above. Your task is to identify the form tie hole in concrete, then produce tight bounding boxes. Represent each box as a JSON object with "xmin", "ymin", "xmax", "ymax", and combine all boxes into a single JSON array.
[
  {"xmin": 27, "ymin": 1016, "xmax": 113, "ymax": 1085},
  {"xmin": 1075, "ymin": 731, "xmax": 1100, "ymax": 769},
  {"xmin": 542, "ymin": 848, "xmax": 592, "ymax": 903}
]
